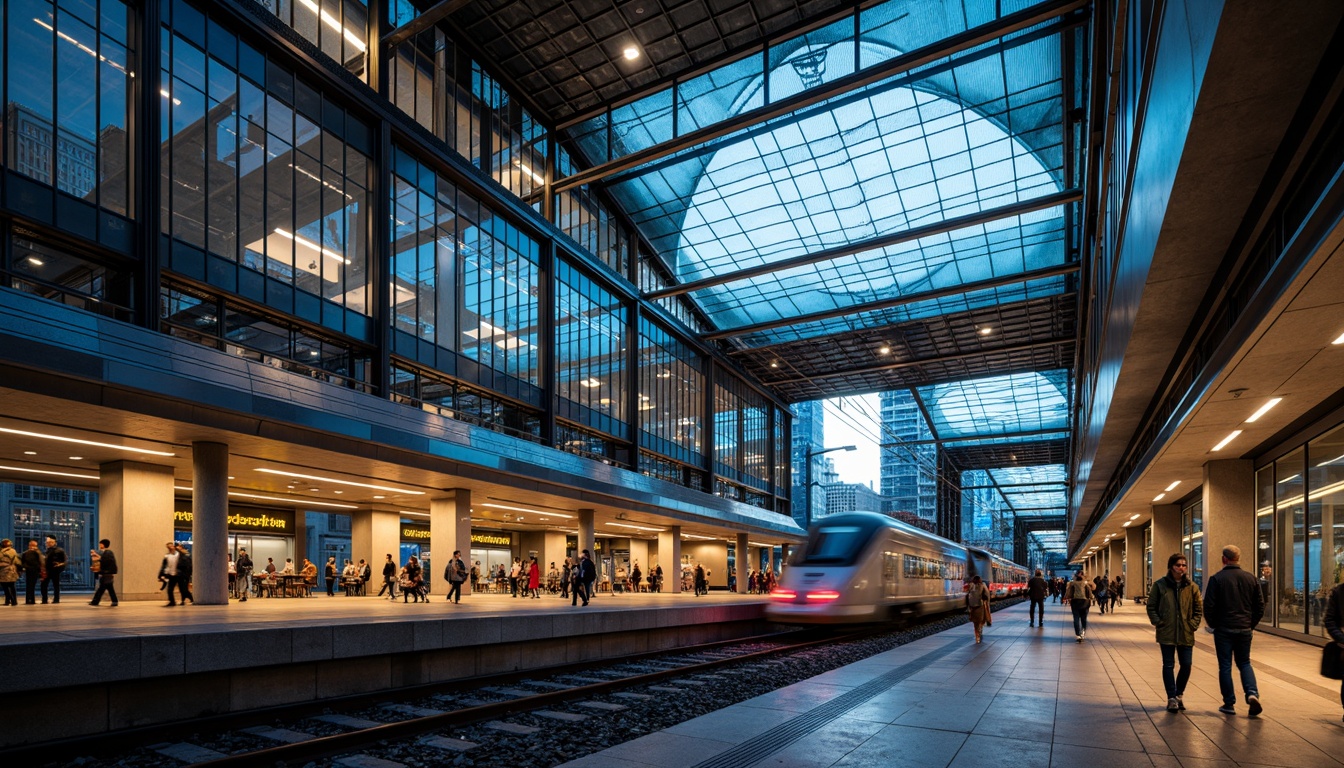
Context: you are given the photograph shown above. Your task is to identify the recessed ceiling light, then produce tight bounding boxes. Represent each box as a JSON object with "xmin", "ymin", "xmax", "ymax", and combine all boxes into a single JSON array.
[
  {"xmin": 1153, "ymin": 493, "xmax": 1166, "ymax": 502},
  {"xmin": 254, "ymin": 468, "xmax": 425, "ymax": 494},
  {"xmin": 878, "ymin": 345, "xmax": 891, "ymax": 354},
  {"xmin": 68, "ymin": 456, "xmax": 83, "ymax": 461},
  {"xmin": 373, "ymin": 495, "xmax": 385, "ymax": 499},
  {"xmin": 1212, "ymin": 430, "xmax": 1243, "ymax": 452},
  {"xmin": 308, "ymin": 487, "xmax": 320, "ymax": 492},
  {"xmin": 1129, "ymin": 514, "xmax": 1140, "ymax": 520},
  {"xmin": 334, "ymin": 490, "xmax": 343, "ymax": 494},
  {"xmin": 978, "ymin": 327, "xmax": 993, "ymax": 336},
  {"xmin": 1245, "ymin": 397, "xmax": 1282, "ymax": 422},
  {"xmin": 0, "ymin": 427, "xmax": 176, "ymax": 456},
  {"xmin": 1122, "ymin": 521, "xmax": 1132, "ymax": 527},
  {"xmin": 607, "ymin": 521, "xmax": 665, "ymax": 532},
  {"xmin": 481, "ymin": 502, "xmax": 573, "ymax": 519},
  {"xmin": 623, "ymin": 46, "xmax": 640, "ymax": 60},
  {"xmin": 1333, "ymin": 331, "xmax": 1344, "ymax": 345},
  {"xmin": 23, "ymin": 451, "xmax": 36, "ymax": 455},
  {"xmin": 1164, "ymin": 481, "xmax": 1181, "ymax": 492},
  {"xmin": 227, "ymin": 476, "xmax": 235, "ymax": 480},
  {"xmin": 770, "ymin": 361, "xmax": 778, "ymax": 368}
]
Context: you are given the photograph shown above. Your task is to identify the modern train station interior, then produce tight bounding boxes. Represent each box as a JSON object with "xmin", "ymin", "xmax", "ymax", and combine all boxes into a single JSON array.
[{"xmin": 1, "ymin": 0, "xmax": 1343, "ymax": 765}]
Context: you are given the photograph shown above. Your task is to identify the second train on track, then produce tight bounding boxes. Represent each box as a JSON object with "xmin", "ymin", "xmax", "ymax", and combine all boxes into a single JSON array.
[{"xmin": 765, "ymin": 511, "xmax": 1029, "ymax": 624}]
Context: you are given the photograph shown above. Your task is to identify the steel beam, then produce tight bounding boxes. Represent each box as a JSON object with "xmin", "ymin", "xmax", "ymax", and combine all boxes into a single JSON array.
[
  {"xmin": 661, "ymin": 190, "xmax": 1082, "ymax": 305},
  {"xmin": 382, "ymin": 0, "xmax": 473, "ymax": 49},
  {"xmin": 554, "ymin": 0, "xmax": 1089, "ymax": 194},
  {"xmin": 759, "ymin": 337, "xmax": 1072, "ymax": 386}
]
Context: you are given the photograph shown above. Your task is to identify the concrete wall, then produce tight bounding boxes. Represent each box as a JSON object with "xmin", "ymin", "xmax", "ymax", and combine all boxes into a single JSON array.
[{"xmin": 681, "ymin": 542, "xmax": 728, "ymax": 588}]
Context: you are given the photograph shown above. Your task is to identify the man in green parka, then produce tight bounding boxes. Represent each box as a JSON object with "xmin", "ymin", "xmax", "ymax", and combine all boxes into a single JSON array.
[{"xmin": 1148, "ymin": 553, "xmax": 1203, "ymax": 712}]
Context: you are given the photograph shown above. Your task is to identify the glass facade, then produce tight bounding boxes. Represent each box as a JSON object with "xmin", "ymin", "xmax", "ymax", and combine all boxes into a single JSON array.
[
  {"xmin": 4, "ymin": 0, "xmax": 134, "ymax": 216},
  {"xmin": 555, "ymin": 259, "xmax": 627, "ymax": 437},
  {"xmin": 254, "ymin": 0, "xmax": 369, "ymax": 82},
  {"xmin": 1181, "ymin": 497, "xmax": 1204, "ymax": 589},
  {"xmin": 7, "ymin": 234, "xmax": 134, "ymax": 321},
  {"xmin": 161, "ymin": 2, "xmax": 372, "ymax": 325},
  {"xmin": 1256, "ymin": 422, "xmax": 1344, "ymax": 639}
]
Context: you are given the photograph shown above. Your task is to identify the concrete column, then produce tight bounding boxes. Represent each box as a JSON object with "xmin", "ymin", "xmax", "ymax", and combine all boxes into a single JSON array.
[
  {"xmin": 354, "ymin": 508, "xmax": 401, "ymax": 583},
  {"xmin": 765, "ymin": 543, "xmax": 774, "ymax": 575},
  {"xmin": 191, "ymin": 442, "xmax": 229, "ymax": 605},
  {"xmin": 781, "ymin": 543, "xmax": 790, "ymax": 568},
  {"xmin": 431, "ymin": 490, "xmax": 472, "ymax": 595},
  {"xmin": 577, "ymin": 509, "xmax": 595, "ymax": 561},
  {"xmin": 99, "ymin": 461, "xmax": 175, "ymax": 600},
  {"xmin": 1203, "ymin": 459, "xmax": 1255, "ymax": 591},
  {"xmin": 736, "ymin": 532, "xmax": 748, "ymax": 592},
  {"xmin": 1107, "ymin": 540, "xmax": 1124, "ymax": 584},
  {"xmin": 1126, "ymin": 524, "xmax": 1147, "ymax": 595},
  {"xmin": 1151, "ymin": 503, "xmax": 1182, "ymax": 581},
  {"xmin": 659, "ymin": 526, "xmax": 681, "ymax": 593}
]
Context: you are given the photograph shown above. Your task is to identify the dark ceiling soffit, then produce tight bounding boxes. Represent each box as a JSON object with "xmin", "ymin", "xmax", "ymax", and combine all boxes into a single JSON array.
[
  {"xmin": 762, "ymin": 336, "xmax": 1073, "ymax": 385},
  {"xmin": 663, "ymin": 189, "xmax": 1082, "ymax": 305},
  {"xmin": 773, "ymin": 358, "xmax": 1072, "ymax": 402},
  {"xmin": 553, "ymin": 0, "xmax": 1090, "ymax": 194},
  {"xmin": 711, "ymin": 262, "xmax": 1080, "ymax": 343},
  {"xmin": 382, "ymin": 0, "xmax": 474, "ymax": 49}
]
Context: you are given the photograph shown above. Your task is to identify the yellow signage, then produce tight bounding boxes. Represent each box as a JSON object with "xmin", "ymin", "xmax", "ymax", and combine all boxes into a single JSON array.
[
  {"xmin": 402, "ymin": 527, "xmax": 432, "ymax": 540},
  {"xmin": 472, "ymin": 532, "xmax": 511, "ymax": 547},
  {"xmin": 174, "ymin": 509, "xmax": 290, "ymax": 532}
]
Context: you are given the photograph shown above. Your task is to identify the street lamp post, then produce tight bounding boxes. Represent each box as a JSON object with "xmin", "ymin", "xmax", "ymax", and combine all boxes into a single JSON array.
[{"xmin": 803, "ymin": 445, "xmax": 856, "ymax": 529}]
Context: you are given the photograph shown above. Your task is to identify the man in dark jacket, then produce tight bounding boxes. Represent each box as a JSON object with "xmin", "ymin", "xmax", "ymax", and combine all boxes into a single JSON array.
[
  {"xmin": 1147, "ymin": 553, "xmax": 1202, "ymax": 711},
  {"xmin": 1204, "ymin": 544, "xmax": 1264, "ymax": 717},
  {"xmin": 1027, "ymin": 569, "xmax": 1049, "ymax": 627},
  {"xmin": 174, "ymin": 543, "xmax": 194, "ymax": 605},
  {"xmin": 574, "ymin": 550, "xmax": 596, "ymax": 606},
  {"xmin": 89, "ymin": 539, "xmax": 118, "ymax": 606},
  {"xmin": 445, "ymin": 550, "xmax": 467, "ymax": 604},
  {"xmin": 19, "ymin": 540, "xmax": 44, "ymax": 605},
  {"xmin": 42, "ymin": 536, "xmax": 66, "ymax": 604},
  {"xmin": 379, "ymin": 554, "xmax": 397, "ymax": 599}
]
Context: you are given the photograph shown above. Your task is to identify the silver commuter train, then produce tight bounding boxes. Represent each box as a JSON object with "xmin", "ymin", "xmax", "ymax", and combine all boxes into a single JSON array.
[{"xmin": 765, "ymin": 512, "xmax": 1027, "ymax": 624}]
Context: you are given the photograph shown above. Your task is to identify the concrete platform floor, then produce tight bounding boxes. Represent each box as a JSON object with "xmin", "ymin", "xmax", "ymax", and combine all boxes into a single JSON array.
[
  {"xmin": 561, "ymin": 599, "xmax": 1344, "ymax": 768},
  {"xmin": 0, "ymin": 590, "xmax": 764, "ymax": 647}
]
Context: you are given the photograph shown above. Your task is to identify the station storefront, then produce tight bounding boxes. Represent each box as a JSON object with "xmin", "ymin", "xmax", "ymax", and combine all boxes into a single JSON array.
[{"xmin": 173, "ymin": 501, "xmax": 295, "ymax": 573}]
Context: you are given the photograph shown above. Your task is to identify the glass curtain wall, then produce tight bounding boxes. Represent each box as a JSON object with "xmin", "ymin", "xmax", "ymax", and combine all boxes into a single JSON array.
[
  {"xmin": 1256, "ymin": 464, "xmax": 1275, "ymax": 626},
  {"xmin": 1308, "ymin": 424, "xmax": 1344, "ymax": 637},
  {"xmin": 1181, "ymin": 498, "xmax": 1205, "ymax": 588},
  {"xmin": 161, "ymin": 2, "xmax": 372, "ymax": 323},
  {"xmin": 556, "ymin": 146, "xmax": 630, "ymax": 276},
  {"xmin": 254, "ymin": 0, "xmax": 369, "ymax": 82},
  {"xmin": 1276, "ymin": 447, "xmax": 1306, "ymax": 631},
  {"xmin": 637, "ymin": 318, "xmax": 705, "ymax": 486},
  {"xmin": 390, "ymin": 145, "xmax": 456, "ymax": 350},
  {"xmin": 554, "ymin": 258, "xmax": 627, "ymax": 437},
  {"xmin": 459, "ymin": 192, "xmax": 540, "ymax": 385},
  {"xmin": 714, "ymin": 376, "xmax": 774, "ymax": 503},
  {"xmin": 4, "ymin": 0, "xmax": 134, "ymax": 216}
]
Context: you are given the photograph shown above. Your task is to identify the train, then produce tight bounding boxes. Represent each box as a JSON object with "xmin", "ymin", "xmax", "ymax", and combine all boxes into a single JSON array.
[{"xmin": 765, "ymin": 512, "xmax": 1030, "ymax": 624}]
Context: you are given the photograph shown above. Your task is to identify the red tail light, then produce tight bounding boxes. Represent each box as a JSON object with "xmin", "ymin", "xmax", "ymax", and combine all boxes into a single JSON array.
[
  {"xmin": 769, "ymin": 589, "xmax": 798, "ymax": 600},
  {"xmin": 806, "ymin": 590, "xmax": 841, "ymax": 601}
]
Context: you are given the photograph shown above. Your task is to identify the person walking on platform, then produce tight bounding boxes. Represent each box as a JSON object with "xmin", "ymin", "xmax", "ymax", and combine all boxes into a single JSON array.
[
  {"xmin": 965, "ymin": 575, "xmax": 991, "ymax": 643},
  {"xmin": 236, "ymin": 548, "xmax": 253, "ymax": 601},
  {"xmin": 1027, "ymin": 569, "xmax": 1048, "ymax": 627},
  {"xmin": 560, "ymin": 558, "xmax": 571, "ymax": 599},
  {"xmin": 693, "ymin": 563, "xmax": 707, "ymax": 597},
  {"xmin": 324, "ymin": 556, "xmax": 338, "ymax": 596},
  {"xmin": 1112, "ymin": 574, "xmax": 1125, "ymax": 611},
  {"xmin": 0, "ymin": 539, "xmax": 20, "ymax": 606},
  {"xmin": 528, "ymin": 557, "xmax": 541, "ymax": 598},
  {"xmin": 41, "ymin": 536, "xmax": 66, "ymax": 604},
  {"xmin": 379, "ymin": 554, "xmax": 397, "ymax": 599},
  {"xmin": 160, "ymin": 541, "xmax": 184, "ymax": 606},
  {"xmin": 445, "ymin": 550, "xmax": 467, "ymax": 603},
  {"xmin": 20, "ymin": 540, "xmax": 43, "ymax": 605},
  {"xmin": 1147, "ymin": 553, "xmax": 1202, "ymax": 712},
  {"xmin": 575, "ymin": 549, "xmax": 596, "ymax": 606},
  {"xmin": 509, "ymin": 558, "xmax": 522, "ymax": 598},
  {"xmin": 89, "ymin": 539, "xmax": 117, "ymax": 606},
  {"xmin": 1204, "ymin": 544, "xmax": 1264, "ymax": 717},
  {"xmin": 1323, "ymin": 578, "xmax": 1344, "ymax": 722},
  {"xmin": 174, "ymin": 543, "xmax": 194, "ymax": 605},
  {"xmin": 1094, "ymin": 573, "xmax": 1110, "ymax": 615},
  {"xmin": 1066, "ymin": 571, "xmax": 1093, "ymax": 641}
]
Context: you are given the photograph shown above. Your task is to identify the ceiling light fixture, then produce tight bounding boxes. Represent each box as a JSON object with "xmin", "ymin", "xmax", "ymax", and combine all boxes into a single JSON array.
[
  {"xmin": 0, "ymin": 465, "xmax": 99, "ymax": 480},
  {"xmin": 176, "ymin": 486, "xmax": 359, "ymax": 509},
  {"xmin": 607, "ymin": 522, "xmax": 665, "ymax": 532},
  {"xmin": 878, "ymin": 345, "xmax": 891, "ymax": 354},
  {"xmin": 68, "ymin": 456, "xmax": 83, "ymax": 461},
  {"xmin": 1153, "ymin": 493, "xmax": 1166, "ymax": 502},
  {"xmin": 23, "ymin": 451, "xmax": 36, "ymax": 455},
  {"xmin": 254, "ymin": 468, "xmax": 424, "ymax": 494},
  {"xmin": 978, "ymin": 327, "xmax": 993, "ymax": 336},
  {"xmin": 1164, "ymin": 481, "xmax": 1181, "ymax": 492},
  {"xmin": 623, "ymin": 46, "xmax": 640, "ymax": 60},
  {"xmin": 1212, "ymin": 430, "xmax": 1243, "ymax": 452},
  {"xmin": 0, "ymin": 426, "xmax": 176, "ymax": 456},
  {"xmin": 1245, "ymin": 397, "xmax": 1283, "ymax": 422},
  {"xmin": 1129, "ymin": 514, "xmax": 1140, "ymax": 520},
  {"xmin": 1333, "ymin": 331, "xmax": 1344, "ymax": 345},
  {"xmin": 1122, "ymin": 521, "xmax": 1132, "ymax": 527}
]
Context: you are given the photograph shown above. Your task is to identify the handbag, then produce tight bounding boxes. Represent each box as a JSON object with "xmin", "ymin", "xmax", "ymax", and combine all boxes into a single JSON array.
[{"xmin": 1323, "ymin": 642, "xmax": 1344, "ymax": 680}]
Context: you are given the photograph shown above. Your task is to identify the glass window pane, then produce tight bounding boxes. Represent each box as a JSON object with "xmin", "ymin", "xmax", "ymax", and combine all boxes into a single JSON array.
[
  {"xmin": 1308, "ymin": 424, "xmax": 1344, "ymax": 638},
  {"xmin": 1276, "ymin": 448, "xmax": 1306, "ymax": 633}
]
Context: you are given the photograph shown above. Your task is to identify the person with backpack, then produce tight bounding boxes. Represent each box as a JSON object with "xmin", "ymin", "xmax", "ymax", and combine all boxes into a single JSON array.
[
  {"xmin": 965, "ymin": 575, "xmax": 992, "ymax": 644},
  {"xmin": 1147, "ymin": 553, "xmax": 1202, "ymax": 712},
  {"xmin": 1095, "ymin": 573, "xmax": 1110, "ymax": 615},
  {"xmin": 1066, "ymin": 571, "xmax": 1093, "ymax": 641},
  {"xmin": 444, "ymin": 550, "xmax": 467, "ymax": 604}
]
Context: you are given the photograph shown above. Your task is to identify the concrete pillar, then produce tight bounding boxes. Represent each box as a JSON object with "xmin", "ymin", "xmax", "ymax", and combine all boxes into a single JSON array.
[
  {"xmin": 781, "ymin": 543, "xmax": 790, "ymax": 569},
  {"xmin": 736, "ymin": 532, "xmax": 748, "ymax": 592},
  {"xmin": 431, "ymin": 490, "xmax": 472, "ymax": 595},
  {"xmin": 577, "ymin": 509, "xmax": 595, "ymax": 562},
  {"xmin": 1126, "ymin": 524, "xmax": 1147, "ymax": 595},
  {"xmin": 99, "ymin": 461, "xmax": 174, "ymax": 600},
  {"xmin": 659, "ymin": 526, "xmax": 681, "ymax": 593},
  {"xmin": 354, "ymin": 508, "xmax": 400, "ymax": 583},
  {"xmin": 1151, "ymin": 503, "xmax": 1182, "ymax": 581},
  {"xmin": 1203, "ymin": 459, "xmax": 1255, "ymax": 591},
  {"xmin": 765, "ymin": 543, "xmax": 774, "ymax": 575},
  {"xmin": 1107, "ymin": 540, "xmax": 1124, "ymax": 584},
  {"xmin": 191, "ymin": 442, "xmax": 229, "ymax": 605}
]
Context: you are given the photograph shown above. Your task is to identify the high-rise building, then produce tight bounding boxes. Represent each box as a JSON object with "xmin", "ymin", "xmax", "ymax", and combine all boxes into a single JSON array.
[
  {"xmin": 879, "ymin": 390, "xmax": 937, "ymax": 524},
  {"xmin": 789, "ymin": 400, "xmax": 826, "ymax": 529},
  {"xmin": 821, "ymin": 481, "xmax": 884, "ymax": 517}
]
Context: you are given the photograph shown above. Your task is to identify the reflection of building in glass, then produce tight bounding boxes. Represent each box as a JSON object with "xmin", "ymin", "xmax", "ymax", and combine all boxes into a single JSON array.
[
  {"xmin": 961, "ymin": 469, "xmax": 1008, "ymax": 554},
  {"xmin": 879, "ymin": 390, "xmax": 937, "ymax": 524},
  {"xmin": 8, "ymin": 102, "xmax": 130, "ymax": 212}
]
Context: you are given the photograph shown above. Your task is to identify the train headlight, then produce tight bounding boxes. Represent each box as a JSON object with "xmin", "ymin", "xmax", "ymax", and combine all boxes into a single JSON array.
[{"xmin": 805, "ymin": 590, "xmax": 841, "ymax": 601}]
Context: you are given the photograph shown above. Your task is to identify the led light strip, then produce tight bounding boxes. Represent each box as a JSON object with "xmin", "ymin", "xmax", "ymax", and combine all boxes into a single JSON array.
[
  {"xmin": 176, "ymin": 486, "xmax": 358, "ymax": 509},
  {"xmin": 480, "ymin": 502, "xmax": 574, "ymax": 519},
  {"xmin": 0, "ymin": 426, "xmax": 176, "ymax": 456},
  {"xmin": 0, "ymin": 465, "xmax": 99, "ymax": 480},
  {"xmin": 254, "ymin": 468, "xmax": 424, "ymax": 494}
]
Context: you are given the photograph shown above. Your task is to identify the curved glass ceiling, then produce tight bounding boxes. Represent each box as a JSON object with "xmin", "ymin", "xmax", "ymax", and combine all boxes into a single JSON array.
[{"xmin": 920, "ymin": 369, "xmax": 1070, "ymax": 438}]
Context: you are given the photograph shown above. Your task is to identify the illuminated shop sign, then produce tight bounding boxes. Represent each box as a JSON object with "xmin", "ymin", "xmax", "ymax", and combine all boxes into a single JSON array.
[
  {"xmin": 566, "ymin": 538, "xmax": 605, "ymax": 552},
  {"xmin": 402, "ymin": 525, "xmax": 431, "ymax": 541},
  {"xmin": 172, "ymin": 506, "xmax": 294, "ymax": 533},
  {"xmin": 472, "ymin": 532, "xmax": 511, "ymax": 547}
]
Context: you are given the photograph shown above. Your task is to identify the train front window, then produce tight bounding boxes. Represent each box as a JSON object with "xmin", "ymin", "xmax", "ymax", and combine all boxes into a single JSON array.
[{"xmin": 802, "ymin": 526, "xmax": 864, "ymax": 564}]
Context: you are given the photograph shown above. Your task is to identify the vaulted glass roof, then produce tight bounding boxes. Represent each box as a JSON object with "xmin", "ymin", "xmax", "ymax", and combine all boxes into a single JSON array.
[{"xmin": 918, "ymin": 369, "xmax": 1070, "ymax": 438}]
